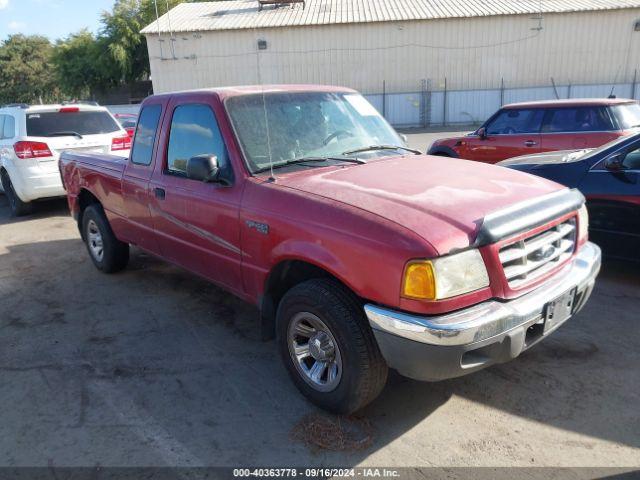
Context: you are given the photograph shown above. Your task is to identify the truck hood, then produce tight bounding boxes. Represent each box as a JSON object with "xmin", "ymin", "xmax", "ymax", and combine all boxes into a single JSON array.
[
  {"xmin": 498, "ymin": 149, "xmax": 593, "ymax": 167},
  {"xmin": 276, "ymin": 155, "xmax": 564, "ymax": 254}
]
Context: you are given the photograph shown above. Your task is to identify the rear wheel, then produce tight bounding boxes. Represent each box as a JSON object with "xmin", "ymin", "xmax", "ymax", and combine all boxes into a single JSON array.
[
  {"xmin": 276, "ymin": 278, "xmax": 388, "ymax": 414},
  {"xmin": 1, "ymin": 171, "xmax": 33, "ymax": 217},
  {"xmin": 82, "ymin": 204, "xmax": 129, "ymax": 273}
]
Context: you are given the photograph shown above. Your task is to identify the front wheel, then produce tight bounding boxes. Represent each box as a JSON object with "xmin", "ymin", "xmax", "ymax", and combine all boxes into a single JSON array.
[
  {"xmin": 82, "ymin": 204, "xmax": 129, "ymax": 273},
  {"xmin": 1, "ymin": 171, "xmax": 33, "ymax": 217},
  {"xmin": 276, "ymin": 278, "xmax": 388, "ymax": 414}
]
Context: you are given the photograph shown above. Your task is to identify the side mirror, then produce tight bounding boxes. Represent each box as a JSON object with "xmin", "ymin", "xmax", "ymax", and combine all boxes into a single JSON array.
[
  {"xmin": 604, "ymin": 154, "xmax": 625, "ymax": 172},
  {"xmin": 477, "ymin": 127, "xmax": 488, "ymax": 139},
  {"xmin": 186, "ymin": 154, "xmax": 221, "ymax": 183}
]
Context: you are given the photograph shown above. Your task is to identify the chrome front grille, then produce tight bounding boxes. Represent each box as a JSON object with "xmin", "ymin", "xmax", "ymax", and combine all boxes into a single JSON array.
[{"xmin": 499, "ymin": 218, "xmax": 577, "ymax": 289}]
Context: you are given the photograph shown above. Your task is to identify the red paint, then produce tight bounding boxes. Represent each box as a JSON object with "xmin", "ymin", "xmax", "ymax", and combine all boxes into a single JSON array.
[{"xmin": 59, "ymin": 86, "xmax": 583, "ymax": 317}]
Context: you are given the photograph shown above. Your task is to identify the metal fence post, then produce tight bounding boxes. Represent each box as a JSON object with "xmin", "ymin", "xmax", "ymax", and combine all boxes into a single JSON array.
[
  {"xmin": 500, "ymin": 77, "xmax": 505, "ymax": 106},
  {"xmin": 420, "ymin": 79, "xmax": 428, "ymax": 128},
  {"xmin": 632, "ymin": 69, "xmax": 638, "ymax": 100},
  {"xmin": 382, "ymin": 80, "xmax": 386, "ymax": 119},
  {"xmin": 550, "ymin": 77, "xmax": 560, "ymax": 99},
  {"xmin": 443, "ymin": 77, "xmax": 447, "ymax": 127}
]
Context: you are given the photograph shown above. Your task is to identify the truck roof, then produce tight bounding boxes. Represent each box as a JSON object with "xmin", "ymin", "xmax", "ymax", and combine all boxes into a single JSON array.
[
  {"xmin": 147, "ymin": 84, "xmax": 358, "ymax": 102},
  {"xmin": 503, "ymin": 98, "xmax": 637, "ymax": 109}
]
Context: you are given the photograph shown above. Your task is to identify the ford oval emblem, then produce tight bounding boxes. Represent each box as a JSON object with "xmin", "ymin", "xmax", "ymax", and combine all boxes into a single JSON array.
[{"xmin": 530, "ymin": 244, "xmax": 555, "ymax": 262}]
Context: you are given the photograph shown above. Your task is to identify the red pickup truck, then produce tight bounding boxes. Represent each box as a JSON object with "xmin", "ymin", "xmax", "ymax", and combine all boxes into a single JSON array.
[{"xmin": 59, "ymin": 85, "xmax": 601, "ymax": 413}]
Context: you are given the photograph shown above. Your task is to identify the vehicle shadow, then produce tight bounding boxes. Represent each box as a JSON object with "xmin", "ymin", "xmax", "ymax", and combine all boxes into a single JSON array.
[
  {"xmin": 0, "ymin": 235, "xmax": 638, "ymax": 466},
  {"xmin": 0, "ymin": 193, "xmax": 69, "ymax": 225}
]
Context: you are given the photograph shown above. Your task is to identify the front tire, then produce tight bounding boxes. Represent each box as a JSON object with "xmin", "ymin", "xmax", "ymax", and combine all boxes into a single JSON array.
[
  {"xmin": 1, "ymin": 171, "xmax": 34, "ymax": 217},
  {"xmin": 82, "ymin": 204, "xmax": 129, "ymax": 273},
  {"xmin": 276, "ymin": 278, "xmax": 388, "ymax": 414}
]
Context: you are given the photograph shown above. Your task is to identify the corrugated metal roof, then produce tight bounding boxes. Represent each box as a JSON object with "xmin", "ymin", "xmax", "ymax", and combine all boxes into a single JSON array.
[{"xmin": 141, "ymin": 0, "xmax": 640, "ymax": 34}]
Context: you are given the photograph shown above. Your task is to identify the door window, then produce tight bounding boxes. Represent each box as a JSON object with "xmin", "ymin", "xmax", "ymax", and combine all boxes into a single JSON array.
[
  {"xmin": 622, "ymin": 148, "xmax": 640, "ymax": 170},
  {"xmin": 131, "ymin": 105, "xmax": 162, "ymax": 166},
  {"xmin": 485, "ymin": 109, "xmax": 543, "ymax": 135},
  {"xmin": 166, "ymin": 104, "xmax": 229, "ymax": 177},
  {"xmin": 544, "ymin": 107, "xmax": 614, "ymax": 133}
]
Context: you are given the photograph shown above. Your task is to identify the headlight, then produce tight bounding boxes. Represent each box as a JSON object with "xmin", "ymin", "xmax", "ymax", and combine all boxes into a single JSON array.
[
  {"xmin": 578, "ymin": 204, "xmax": 589, "ymax": 243},
  {"xmin": 402, "ymin": 249, "xmax": 490, "ymax": 300}
]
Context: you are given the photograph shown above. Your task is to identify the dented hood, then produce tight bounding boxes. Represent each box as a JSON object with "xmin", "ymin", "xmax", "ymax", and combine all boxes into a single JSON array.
[{"xmin": 276, "ymin": 155, "xmax": 565, "ymax": 254}]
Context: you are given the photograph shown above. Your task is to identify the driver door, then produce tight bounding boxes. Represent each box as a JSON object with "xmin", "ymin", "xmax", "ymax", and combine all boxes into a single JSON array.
[
  {"xmin": 149, "ymin": 98, "xmax": 244, "ymax": 293},
  {"xmin": 463, "ymin": 108, "xmax": 543, "ymax": 163}
]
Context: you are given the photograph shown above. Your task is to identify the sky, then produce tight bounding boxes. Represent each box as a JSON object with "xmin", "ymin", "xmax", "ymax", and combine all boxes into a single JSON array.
[{"xmin": 0, "ymin": 0, "xmax": 115, "ymax": 41}]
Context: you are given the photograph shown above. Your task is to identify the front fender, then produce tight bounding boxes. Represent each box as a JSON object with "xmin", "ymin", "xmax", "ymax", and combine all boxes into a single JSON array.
[{"xmin": 269, "ymin": 239, "xmax": 357, "ymax": 293}]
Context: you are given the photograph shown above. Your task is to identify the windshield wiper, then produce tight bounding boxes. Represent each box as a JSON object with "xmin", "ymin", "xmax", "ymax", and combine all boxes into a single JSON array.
[
  {"xmin": 254, "ymin": 156, "xmax": 366, "ymax": 173},
  {"xmin": 342, "ymin": 144, "xmax": 422, "ymax": 156},
  {"xmin": 46, "ymin": 131, "xmax": 84, "ymax": 139}
]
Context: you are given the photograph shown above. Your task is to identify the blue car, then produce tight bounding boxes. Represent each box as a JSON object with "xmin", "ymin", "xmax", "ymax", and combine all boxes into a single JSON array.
[{"xmin": 499, "ymin": 132, "xmax": 640, "ymax": 261}]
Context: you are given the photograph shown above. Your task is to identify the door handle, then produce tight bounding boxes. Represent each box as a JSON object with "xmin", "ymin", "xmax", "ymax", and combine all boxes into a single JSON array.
[
  {"xmin": 154, "ymin": 187, "xmax": 166, "ymax": 200},
  {"xmin": 524, "ymin": 140, "xmax": 538, "ymax": 147}
]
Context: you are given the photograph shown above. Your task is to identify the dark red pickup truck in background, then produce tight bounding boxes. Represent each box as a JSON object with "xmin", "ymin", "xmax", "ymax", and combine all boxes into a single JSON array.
[
  {"xmin": 59, "ymin": 85, "xmax": 601, "ymax": 413},
  {"xmin": 428, "ymin": 98, "xmax": 640, "ymax": 163}
]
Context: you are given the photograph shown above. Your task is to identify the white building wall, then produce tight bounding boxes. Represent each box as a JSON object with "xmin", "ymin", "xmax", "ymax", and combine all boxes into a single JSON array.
[{"xmin": 146, "ymin": 8, "xmax": 640, "ymax": 95}]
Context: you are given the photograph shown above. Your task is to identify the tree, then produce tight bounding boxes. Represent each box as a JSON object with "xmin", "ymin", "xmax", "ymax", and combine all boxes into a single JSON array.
[
  {"xmin": 0, "ymin": 35, "xmax": 57, "ymax": 104},
  {"xmin": 100, "ymin": 0, "xmax": 187, "ymax": 84},
  {"xmin": 53, "ymin": 30, "xmax": 118, "ymax": 98}
]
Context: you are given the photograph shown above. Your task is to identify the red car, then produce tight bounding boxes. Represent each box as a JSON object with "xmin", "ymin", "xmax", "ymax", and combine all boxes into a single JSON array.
[
  {"xmin": 113, "ymin": 112, "xmax": 138, "ymax": 139},
  {"xmin": 428, "ymin": 98, "xmax": 640, "ymax": 163},
  {"xmin": 59, "ymin": 85, "xmax": 600, "ymax": 413}
]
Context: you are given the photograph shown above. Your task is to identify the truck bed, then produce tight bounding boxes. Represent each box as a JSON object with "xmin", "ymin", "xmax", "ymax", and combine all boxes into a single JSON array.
[{"xmin": 59, "ymin": 151, "xmax": 128, "ymax": 221}]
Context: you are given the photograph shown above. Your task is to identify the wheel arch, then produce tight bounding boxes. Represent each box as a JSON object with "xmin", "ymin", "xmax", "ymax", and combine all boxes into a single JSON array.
[
  {"xmin": 427, "ymin": 145, "xmax": 459, "ymax": 158},
  {"xmin": 77, "ymin": 188, "xmax": 102, "ymax": 239},
  {"xmin": 259, "ymin": 258, "xmax": 361, "ymax": 341}
]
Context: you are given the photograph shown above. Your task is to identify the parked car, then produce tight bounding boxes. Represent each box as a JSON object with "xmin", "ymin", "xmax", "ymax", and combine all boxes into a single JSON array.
[
  {"xmin": 0, "ymin": 103, "xmax": 131, "ymax": 216},
  {"xmin": 114, "ymin": 113, "xmax": 138, "ymax": 139},
  {"xmin": 428, "ymin": 98, "xmax": 640, "ymax": 163},
  {"xmin": 498, "ymin": 132, "xmax": 640, "ymax": 261},
  {"xmin": 59, "ymin": 85, "xmax": 600, "ymax": 413}
]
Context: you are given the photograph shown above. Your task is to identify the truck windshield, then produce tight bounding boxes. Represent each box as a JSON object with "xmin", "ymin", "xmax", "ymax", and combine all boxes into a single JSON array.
[
  {"xmin": 226, "ymin": 92, "xmax": 403, "ymax": 173},
  {"xmin": 26, "ymin": 111, "xmax": 121, "ymax": 137}
]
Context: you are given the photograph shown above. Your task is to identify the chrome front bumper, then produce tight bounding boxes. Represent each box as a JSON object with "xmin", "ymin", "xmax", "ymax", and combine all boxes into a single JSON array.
[{"xmin": 364, "ymin": 242, "xmax": 601, "ymax": 381}]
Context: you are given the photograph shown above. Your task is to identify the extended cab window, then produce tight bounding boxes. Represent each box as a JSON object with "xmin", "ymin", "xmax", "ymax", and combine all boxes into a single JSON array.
[
  {"xmin": 131, "ymin": 105, "xmax": 162, "ymax": 166},
  {"xmin": 166, "ymin": 104, "xmax": 228, "ymax": 176},
  {"xmin": 26, "ymin": 110, "xmax": 121, "ymax": 136},
  {"xmin": 485, "ymin": 109, "xmax": 543, "ymax": 135},
  {"xmin": 544, "ymin": 107, "xmax": 614, "ymax": 133}
]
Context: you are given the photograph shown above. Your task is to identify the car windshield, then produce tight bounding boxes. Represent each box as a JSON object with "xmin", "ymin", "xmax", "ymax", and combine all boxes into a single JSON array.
[
  {"xmin": 226, "ymin": 92, "xmax": 403, "ymax": 173},
  {"xmin": 611, "ymin": 103, "xmax": 640, "ymax": 130}
]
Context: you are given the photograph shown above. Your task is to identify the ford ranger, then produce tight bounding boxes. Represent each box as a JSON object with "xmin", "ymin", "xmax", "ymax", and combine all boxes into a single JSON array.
[{"xmin": 59, "ymin": 85, "xmax": 601, "ymax": 413}]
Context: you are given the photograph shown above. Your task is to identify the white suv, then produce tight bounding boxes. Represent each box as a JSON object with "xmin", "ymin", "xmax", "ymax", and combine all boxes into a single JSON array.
[{"xmin": 0, "ymin": 103, "xmax": 131, "ymax": 216}]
